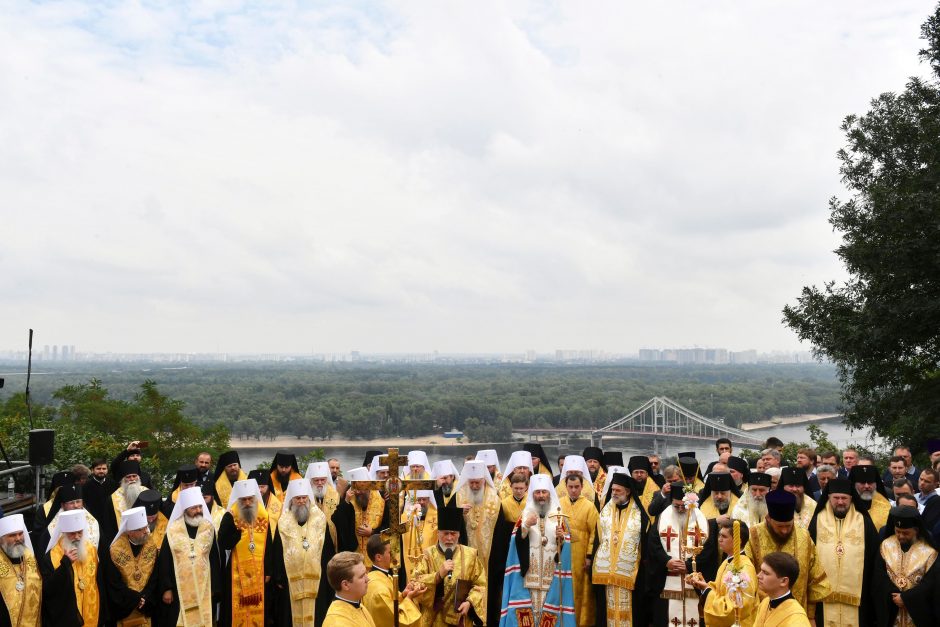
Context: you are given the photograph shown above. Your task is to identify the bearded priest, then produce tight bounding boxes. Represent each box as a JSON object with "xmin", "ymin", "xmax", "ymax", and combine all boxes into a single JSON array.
[
  {"xmin": 0, "ymin": 514, "xmax": 42, "ymax": 627},
  {"xmin": 732, "ymin": 472, "xmax": 773, "ymax": 529},
  {"xmin": 592, "ymin": 471, "xmax": 650, "ymax": 627},
  {"xmin": 270, "ymin": 478, "xmax": 328, "ymax": 626},
  {"xmin": 103, "ymin": 506, "xmax": 159, "ymax": 626},
  {"xmin": 306, "ymin": 461, "xmax": 348, "ymax": 626},
  {"xmin": 218, "ymin": 478, "xmax": 271, "ymax": 626},
  {"xmin": 40, "ymin": 509, "xmax": 104, "ymax": 626},
  {"xmin": 560, "ymin": 470, "xmax": 599, "ymax": 627},
  {"xmin": 412, "ymin": 507, "xmax": 487, "ymax": 626},
  {"xmin": 455, "ymin": 460, "xmax": 501, "ymax": 567},
  {"xmin": 158, "ymin": 486, "xmax": 220, "ymax": 627}
]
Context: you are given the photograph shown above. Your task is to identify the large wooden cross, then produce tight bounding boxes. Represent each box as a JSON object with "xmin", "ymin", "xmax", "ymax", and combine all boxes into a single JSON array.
[
  {"xmin": 350, "ymin": 448, "xmax": 437, "ymax": 627},
  {"xmin": 350, "ymin": 448, "xmax": 437, "ymax": 551}
]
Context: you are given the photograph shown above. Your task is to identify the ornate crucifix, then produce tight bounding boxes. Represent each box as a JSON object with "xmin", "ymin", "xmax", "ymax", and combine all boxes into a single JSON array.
[{"xmin": 350, "ymin": 448, "xmax": 437, "ymax": 627}]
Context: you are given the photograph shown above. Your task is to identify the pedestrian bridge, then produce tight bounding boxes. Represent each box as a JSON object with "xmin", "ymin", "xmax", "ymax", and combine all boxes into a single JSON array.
[{"xmin": 514, "ymin": 396, "xmax": 764, "ymax": 451}]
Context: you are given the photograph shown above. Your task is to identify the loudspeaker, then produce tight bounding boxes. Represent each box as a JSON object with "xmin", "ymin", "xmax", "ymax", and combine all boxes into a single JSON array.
[{"xmin": 29, "ymin": 429, "xmax": 55, "ymax": 466}]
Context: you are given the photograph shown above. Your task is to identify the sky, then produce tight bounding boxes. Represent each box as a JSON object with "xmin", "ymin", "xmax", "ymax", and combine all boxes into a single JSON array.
[{"xmin": 0, "ymin": 1, "xmax": 933, "ymax": 355}]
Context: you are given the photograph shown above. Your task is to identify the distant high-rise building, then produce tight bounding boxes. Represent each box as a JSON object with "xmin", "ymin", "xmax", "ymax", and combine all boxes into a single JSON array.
[
  {"xmin": 43, "ymin": 345, "xmax": 50, "ymax": 361},
  {"xmin": 61, "ymin": 345, "xmax": 70, "ymax": 360},
  {"xmin": 52, "ymin": 345, "xmax": 58, "ymax": 360},
  {"xmin": 70, "ymin": 345, "xmax": 76, "ymax": 360}
]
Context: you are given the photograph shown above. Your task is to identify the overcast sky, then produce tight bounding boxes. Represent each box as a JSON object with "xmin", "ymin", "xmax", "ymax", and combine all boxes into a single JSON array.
[{"xmin": 0, "ymin": 1, "xmax": 932, "ymax": 355}]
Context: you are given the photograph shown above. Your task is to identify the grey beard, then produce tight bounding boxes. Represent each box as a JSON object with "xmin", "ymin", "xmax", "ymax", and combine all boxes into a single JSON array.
[
  {"xmin": 128, "ymin": 532, "xmax": 149, "ymax": 546},
  {"xmin": 441, "ymin": 484, "xmax": 453, "ymax": 497},
  {"xmin": 750, "ymin": 498, "xmax": 768, "ymax": 521},
  {"xmin": 859, "ymin": 491, "xmax": 873, "ymax": 502},
  {"xmin": 312, "ymin": 485, "xmax": 326, "ymax": 500},
  {"xmin": 184, "ymin": 514, "xmax": 204, "ymax": 527},
  {"xmin": 674, "ymin": 512, "xmax": 689, "ymax": 530},
  {"xmin": 292, "ymin": 503, "xmax": 310, "ymax": 525},
  {"xmin": 61, "ymin": 538, "xmax": 87, "ymax": 563},
  {"xmin": 239, "ymin": 504, "xmax": 258, "ymax": 524},
  {"xmin": 715, "ymin": 500, "xmax": 730, "ymax": 514},
  {"xmin": 123, "ymin": 482, "xmax": 145, "ymax": 509},
  {"xmin": 469, "ymin": 488, "xmax": 484, "ymax": 507},
  {"xmin": 1, "ymin": 542, "xmax": 25, "ymax": 560},
  {"xmin": 533, "ymin": 501, "xmax": 551, "ymax": 518}
]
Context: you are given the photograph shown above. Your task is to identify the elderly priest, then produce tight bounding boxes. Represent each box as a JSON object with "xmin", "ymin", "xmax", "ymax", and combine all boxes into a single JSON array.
[
  {"xmin": 158, "ymin": 486, "xmax": 220, "ymax": 627},
  {"xmin": 413, "ymin": 506, "xmax": 487, "ymax": 626},
  {"xmin": 40, "ymin": 508, "xmax": 104, "ymax": 626},
  {"xmin": 103, "ymin": 506, "xmax": 159, "ymax": 626},
  {"xmin": 0, "ymin": 514, "xmax": 42, "ymax": 627},
  {"xmin": 218, "ymin": 478, "xmax": 272, "ymax": 626},
  {"xmin": 269, "ymin": 478, "xmax": 328, "ymax": 626}
]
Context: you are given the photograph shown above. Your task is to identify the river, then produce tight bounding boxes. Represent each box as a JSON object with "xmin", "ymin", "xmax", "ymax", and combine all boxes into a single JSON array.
[{"xmin": 238, "ymin": 418, "xmax": 883, "ymax": 473}]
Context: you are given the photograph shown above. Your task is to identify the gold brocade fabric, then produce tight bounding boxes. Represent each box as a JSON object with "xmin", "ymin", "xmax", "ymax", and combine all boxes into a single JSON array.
[
  {"xmin": 269, "ymin": 471, "xmax": 304, "ymax": 500},
  {"xmin": 215, "ymin": 471, "xmax": 247, "ymax": 509},
  {"xmin": 500, "ymin": 495, "xmax": 526, "ymax": 524},
  {"xmin": 699, "ymin": 493, "xmax": 739, "ymax": 520},
  {"xmin": 814, "ymin": 504, "xmax": 865, "ymax": 607},
  {"xmin": 753, "ymin": 597, "xmax": 812, "ymax": 627},
  {"xmin": 561, "ymin": 495, "xmax": 598, "ymax": 627},
  {"xmin": 353, "ymin": 492, "xmax": 385, "ymax": 567},
  {"xmin": 211, "ymin": 505, "xmax": 226, "ymax": 532},
  {"xmin": 110, "ymin": 535, "xmax": 158, "ymax": 627},
  {"xmin": 265, "ymin": 494, "xmax": 283, "ymax": 539},
  {"xmin": 456, "ymin": 485, "xmax": 501, "ymax": 565},
  {"xmin": 593, "ymin": 471, "xmax": 607, "ymax": 498},
  {"xmin": 0, "ymin": 550, "xmax": 42, "ymax": 627},
  {"xmin": 867, "ymin": 493, "xmax": 891, "ymax": 530},
  {"xmin": 51, "ymin": 541, "xmax": 101, "ymax": 626},
  {"xmin": 362, "ymin": 570, "xmax": 422, "ymax": 627},
  {"xmin": 315, "ymin": 486, "xmax": 340, "ymax": 550},
  {"xmin": 880, "ymin": 536, "xmax": 938, "ymax": 593},
  {"xmin": 151, "ymin": 514, "xmax": 169, "ymax": 556},
  {"xmin": 278, "ymin": 507, "xmax": 327, "ymax": 625},
  {"xmin": 322, "ymin": 598, "xmax": 378, "ymax": 627},
  {"xmin": 745, "ymin": 523, "xmax": 831, "ymax": 612},
  {"xmin": 166, "ymin": 518, "xmax": 215, "ymax": 627},
  {"xmin": 413, "ymin": 545, "xmax": 487, "ymax": 627},
  {"xmin": 230, "ymin": 504, "xmax": 269, "ymax": 626},
  {"xmin": 112, "ymin": 488, "xmax": 129, "ymax": 527},
  {"xmin": 703, "ymin": 555, "xmax": 759, "ymax": 627},
  {"xmin": 795, "ymin": 496, "xmax": 817, "ymax": 530},
  {"xmin": 402, "ymin": 507, "xmax": 438, "ymax": 578},
  {"xmin": 593, "ymin": 500, "xmax": 643, "ymax": 590}
]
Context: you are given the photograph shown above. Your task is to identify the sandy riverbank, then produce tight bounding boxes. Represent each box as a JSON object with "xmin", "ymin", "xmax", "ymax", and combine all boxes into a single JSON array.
[
  {"xmin": 232, "ymin": 435, "xmax": 476, "ymax": 449},
  {"xmin": 740, "ymin": 413, "xmax": 841, "ymax": 431}
]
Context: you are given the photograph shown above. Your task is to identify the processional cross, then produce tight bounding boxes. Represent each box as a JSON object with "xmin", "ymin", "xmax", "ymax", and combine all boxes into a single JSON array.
[{"xmin": 350, "ymin": 448, "xmax": 437, "ymax": 627}]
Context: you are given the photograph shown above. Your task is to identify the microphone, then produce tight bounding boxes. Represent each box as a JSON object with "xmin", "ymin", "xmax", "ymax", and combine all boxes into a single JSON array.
[{"xmin": 444, "ymin": 548, "xmax": 454, "ymax": 580}]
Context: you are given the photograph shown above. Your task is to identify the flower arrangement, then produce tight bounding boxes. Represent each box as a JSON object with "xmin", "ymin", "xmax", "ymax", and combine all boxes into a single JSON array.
[
  {"xmin": 682, "ymin": 492, "xmax": 699, "ymax": 507},
  {"xmin": 722, "ymin": 569, "xmax": 752, "ymax": 608}
]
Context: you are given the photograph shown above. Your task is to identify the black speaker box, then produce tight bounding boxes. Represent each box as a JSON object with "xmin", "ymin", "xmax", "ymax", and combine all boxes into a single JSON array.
[{"xmin": 29, "ymin": 429, "xmax": 55, "ymax": 466}]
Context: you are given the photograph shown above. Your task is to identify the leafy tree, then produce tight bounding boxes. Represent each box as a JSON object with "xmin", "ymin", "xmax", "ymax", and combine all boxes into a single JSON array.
[{"xmin": 783, "ymin": 5, "xmax": 940, "ymax": 450}]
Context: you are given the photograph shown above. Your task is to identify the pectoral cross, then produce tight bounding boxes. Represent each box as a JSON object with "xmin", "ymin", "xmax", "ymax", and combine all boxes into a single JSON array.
[
  {"xmin": 660, "ymin": 525, "xmax": 678, "ymax": 552},
  {"xmin": 351, "ymin": 448, "xmax": 437, "ymax": 627}
]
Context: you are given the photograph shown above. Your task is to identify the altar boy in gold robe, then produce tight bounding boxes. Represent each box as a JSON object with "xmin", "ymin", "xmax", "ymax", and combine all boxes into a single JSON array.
[
  {"xmin": 362, "ymin": 534, "xmax": 422, "ymax": 627},
  {"xmin": 322, "ymin": 551, "xmax": 376, "ymax": 627},
  {"xmin": 754, "ymin": 552, "xmax": 811, "ymax": 627}
]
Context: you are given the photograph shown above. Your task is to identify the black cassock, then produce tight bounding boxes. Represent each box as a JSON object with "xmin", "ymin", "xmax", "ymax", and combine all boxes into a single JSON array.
[
  {"xmin": 872, "ymin": 544, "xmax": 940, "ymax": 627},
  {"xmin": 217, "ymin": 511, "xmax": 273, "ymax": 627},
  {"xmin": 808, "ymin": 510, "xmax": 878, "ymax": 627},
  {"xmin": 591, "ymin": 502, "xmax": 650, "ymax": 627},
  {"xmin": 83, "ymin": 477, "xmax": 119, "ymax": 544},
  {"xmin": 38, "ymin": 547, "xmax": 107, "ymax": 626},
  {"xmin": 156, "ymin": 523, "xmax": 222, "ymax": 627},
  {"xmin": 302, "ymin": 499, "xmax": 355, "ymax": 625},
  {"xmin": 102, "ymin": 540, "xmax": 159, "ymax": 624},
  {"xmin": 486, "ymin": 505, "xmax": 516, "ymax": 627}
]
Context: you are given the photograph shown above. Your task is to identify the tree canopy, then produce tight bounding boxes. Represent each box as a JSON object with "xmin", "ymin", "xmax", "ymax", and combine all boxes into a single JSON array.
[{"xmin": 783, "ymin": 5, "xmax": 940, "ymax": 449}]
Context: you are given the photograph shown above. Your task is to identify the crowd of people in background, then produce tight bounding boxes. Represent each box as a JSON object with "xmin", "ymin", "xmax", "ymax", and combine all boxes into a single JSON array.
[{"xmin": 1, "ymin": 435, "xmax": 940, "ymax": 626}]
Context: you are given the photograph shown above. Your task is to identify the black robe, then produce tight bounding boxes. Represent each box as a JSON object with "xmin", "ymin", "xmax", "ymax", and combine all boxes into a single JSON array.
[
  {"xmin": 873, "ymin": 541, "xmax": 939, "ymax": 627},
  {"xmin": 314, "ymin": 500, "xmax": 344, "ymax": 626},
  {"xmin": 485, "ymin": 505, "xmax": 516, "ymax": 627},
  {"xmin": 38, "ymin": 545, "xmax": 107, "ymax": 626},
  {"xmin": 217, "ymin": 510, "xmax": 273, "ymax": 627},
  {"xmin": 83, "ymin": 477, "xmax": 118, "ymax": 544},
  {"xmin": 102, "ymin": 540, "xmax": 159, "ymax": 624},
  {"xmin": 646, "ymin": 517, "xmax": 718, "ymax": 627},
  {"xmin": 269, "ymin": 516, "xmax": 323, "ymax": 627},
  {"xmin": 156, "ymin": 521, "xmax": 222, "ymax": 627},
  {"xmin": 808, "ymin": 508, "xmax": 878, "ymax": 627},
  {"xmin": 592, "ymin": 502, "xmax": 650, "ymax": 627}
]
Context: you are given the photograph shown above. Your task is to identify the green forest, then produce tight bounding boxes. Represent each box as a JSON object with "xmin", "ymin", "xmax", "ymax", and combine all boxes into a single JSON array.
[{"xmin": 0, "ymin": 362, "xmax": 840, "ymax": 444}]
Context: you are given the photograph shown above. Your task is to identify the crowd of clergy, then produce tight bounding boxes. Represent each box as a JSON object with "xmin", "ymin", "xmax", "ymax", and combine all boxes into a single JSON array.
[{"xmin": 2, "ymin": 436, "xmax": 940, "ymax": 626}]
